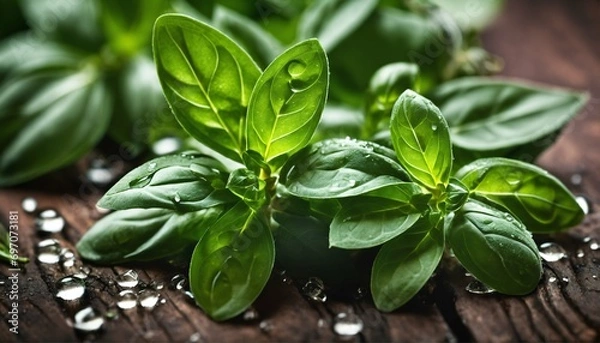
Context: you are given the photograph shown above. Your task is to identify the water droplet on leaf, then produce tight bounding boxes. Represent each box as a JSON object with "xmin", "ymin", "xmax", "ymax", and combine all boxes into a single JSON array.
[
  {"xmin": 465, "ymin": 279, "xmax": 495, "ymax": 294},
  {"xmin": 55, "ymin": 276, "xmax": 86, "ymax": 301},
  {"xmin": 287, "ymin": 60, "xmax": 306, "ymax": 77},
  {"xmin": 129, "ymin": 175, "xmax": 152, "ymax": 188},
  {"xmin": 539, "ymin": 242, "xmax": 566, "ymax": 262}
]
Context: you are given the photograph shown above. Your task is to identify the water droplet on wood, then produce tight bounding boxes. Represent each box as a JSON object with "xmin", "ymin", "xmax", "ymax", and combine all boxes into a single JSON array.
[
  {"xmin": 55, "ymin": 276, "xmax": 86, "ymax": 301},
  {"xmin": 35, "ymin": 209, "xmax": 65, "ymax": 233},
  {"xmin": 333, "ymin": 312, "xmax": 364, "ymax": 336},
  {"xmin": 576, "ymin": 195, "xmax": 591, "ymax": 214},
  {"xmin": 21, "ymin": 197, "xmax": 37, "ymax": 213},
  {"xmin": 548, "ymin": 276, "xmax": 557, "ymax": 283},
  {"xmin": 86, "ymin": 160, "xmax": 114, "ymax": 187},
  {"xmin": 589, "ymin": 240, "xmax": 599, "ymax": 251},
  {"xmin": 259, "ymin": 320, "xmax": 273, "ymax": 333},
  {"xmin": 117, "ymin": 290, "xmax": 137, "ymax": 309},
  {"xmin": 539, "ymin": 242, "xmax": 566, "ymax": 262},
  {"xmin": 570, "ymin": 173, "xmax": 582, "ymax": 185},
  {"xmin": 169, "ymin": 274, "xmax": 187, "ymax": 290},
  {"xmin": 243, "ymin": 307, "xmax": 259, "ymax": 321},
  {"xmin": 152, "ymin": 137, "xmax": 182, "ymax": 155},
  {"xmin": 302, "ymin": 277, "xmax": 327, "ymax": 302},
  {"xmin": 139, "ymin": 289, "xmax": 160, "ymax": 309},
  {"xmin": 73, "ymin": 307, "xmax": 104, "ymax": 332},
  {"xmin": 115, "ymin": 270, "xmax": 139, "ymax": 288},
  {"xmin": 37, "ymin": 239, "xmax": 62, "ymax": 264}
]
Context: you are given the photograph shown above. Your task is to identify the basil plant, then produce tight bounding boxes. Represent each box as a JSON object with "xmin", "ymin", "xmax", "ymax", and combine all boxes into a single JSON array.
[
  {"xmin": 78, "ymin": 14, "xmax": 584, "ymax": 319},
  {"xmin": 282, "ymin": 89, "xmax": 584, "ymax": 311},
  {"xmin": 78, "ymin": 14, "xmax": 329, "ymax": 321}
]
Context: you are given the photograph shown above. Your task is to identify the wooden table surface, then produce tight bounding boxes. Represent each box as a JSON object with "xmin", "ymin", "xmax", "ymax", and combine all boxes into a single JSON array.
[{"xmin": 1, "ymin": 0, "xmax": 599, "ymax": 342}]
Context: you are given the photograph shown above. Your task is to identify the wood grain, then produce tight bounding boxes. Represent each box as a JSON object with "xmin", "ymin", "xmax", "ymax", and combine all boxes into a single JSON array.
[{"xmin": 1, "ymin": 0, "xmax": 599, "ymax": 341}]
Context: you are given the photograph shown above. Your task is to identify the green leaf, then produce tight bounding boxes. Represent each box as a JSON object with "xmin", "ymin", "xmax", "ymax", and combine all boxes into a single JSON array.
[
  {"xmin": 100, "ymin": 0, "xmax": 170, "ymax": 56},
  {"xmin": 446, "ymin": 178, "xmax": 469, "ymax": 212},
  {"xmin": 313, "ymin": 103, "xmax": 363, "ymax": 142},
  {"xmin": 273, "ymin": 211, "xmax": 358, "ymax": 286},
  {"xmin": 77, "ymin": 207, "xmax": 222, "ymax": 264},
  {"xmin": 226, "ymin": 168, "xmax": 267, "ymax": 210},
  {"xmin": 281, "ymin": 138, "xmax": 410, "ymax": 199},
  {"xmin": 364, "ymin": 62, "xmax": 419, "ymax": 139},
  {"xmin": 330, "ymin": 194, "xmax": 423, "ymax": 249},
  {"xmin": 371, "ymin": 216, "xmax": 444, "ymax": 312},
  {"xmin": 390, "ymin": 90, "xmax": 453, "ymax": 190},
  {"xmin": 213, "ymin": 6, "xmax": 284, "ymax": 68},
  {"xmin": 98, "ymin": 153, "xmax": 235, "ymax": 211},
  {"xmin": 0, "ymin": 222, "xmax": 29, "ymax": 264},
  {"xmin": 189, "ymin": 202, "xmax": 275, "ymax": 321},
  {"xmin": 0, "ymin": 64, "xmax": 112, "ymax": 186},
  {"xmin": 246, "ymin": 39, "xmax": 329, "ymax": 170},
  {"xmin": 456, "ymin": 158, "xmax": 584, "ymax": 233},
  {"xmin": 447, "ymin": 199, "xmax": 542, "ymax": 295},
  {"xmin": 297, "ymin": 0, "xmax": 378, "ymax": 51},
  {"xmin": 428, "ymin": 77, "xmax": 588, "ymax": 151},
  {"xmin": 153, "ymin": 14, "xmax": 261, "ymax": 162}
]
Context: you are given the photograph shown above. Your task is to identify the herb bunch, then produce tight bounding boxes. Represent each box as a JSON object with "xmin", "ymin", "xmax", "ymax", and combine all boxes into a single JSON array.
[{"xmin": 78, "ymin": 13, "xmax": 585, "ymax": 320}]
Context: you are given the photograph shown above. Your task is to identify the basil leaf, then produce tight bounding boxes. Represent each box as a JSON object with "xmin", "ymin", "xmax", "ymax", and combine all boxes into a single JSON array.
[
  {"xmin": 273, "ymin": 211, "xmax": 358, "ymax": 286},
  {"xmin": 330, "ymin": 192, "xmax": 424, "ymax": 249},
  {"xmin": 448, "ymin": 199, "xmax": 542, "ymax": 295},
  {"xmin": 153, "ymin": 14, "xmax": 261, "ymax": 162},
  {"xmin": 281, "ymin": 138, "xmax": 410, "ymax": 199},
  {"xmin": 246, "ymin": 39, "xmax": 328, "ymax": 170},
  {"xmin": 98, "ymin": 153, "xmax": 234, "ymax": 211},
  {"xmin": 446, "ymin": 178, "xmax": 469, "ymax": 212},
  {"xmin": 226, "ymin": 168, "xmax": 267, "ymax": 210},
  {"xmin": 297, "ymin": 0, "xmax": 378, "ymax": 51},
  {"xmin": 371, "ymin": 216, "xmax": 444, "ymax": 312},
  {"xmin": 428, "ymin": 77, "xmax": 588, "ymax": 151},
  {"xmin": 364, "ymin": 62, "xmax": 419, "ymax": 138},
  {"xmin": 77, "ymin": 207, "xmax": 221, "ymax": 264},
  {"xmin": 313, "ymin": 103, "xmax": 363, "ymax": 142},
  {"xmin": 0, "ymin": 66, "xmax": 112, "ymax": 186},
  {"xmin": 100, "ymin": 0, "xmax": 169, "ymax": 56},
  {"xmin": 213, "ymin": 6, "xmax": 284, "ymax": 68},
  {"xmin": 456, "ymin": 158, "xmax": 584, "ymax": 233},
  {"xmin": 189, "ymin": 202, "xmax": 275, "ymax": 321},
  {"xmin": 390, "ymin": 90, "xmax": 453, "ymax": 190}
]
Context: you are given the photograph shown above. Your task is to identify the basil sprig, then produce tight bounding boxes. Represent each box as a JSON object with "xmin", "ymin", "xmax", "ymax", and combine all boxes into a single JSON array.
[{"xmin": 283, "ymin": 89, "xmax": 583, "ymax": 312}]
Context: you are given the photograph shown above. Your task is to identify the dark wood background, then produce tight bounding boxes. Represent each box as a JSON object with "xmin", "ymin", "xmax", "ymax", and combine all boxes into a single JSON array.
[{"xmin": 1, "ymin": 0, "xmax": 599, "ymax": 341}]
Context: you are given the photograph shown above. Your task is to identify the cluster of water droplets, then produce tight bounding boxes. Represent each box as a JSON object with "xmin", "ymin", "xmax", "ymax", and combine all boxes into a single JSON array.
[{"xmin": 113, "ymin": 270, "xmax": 165, "ymax": 310}]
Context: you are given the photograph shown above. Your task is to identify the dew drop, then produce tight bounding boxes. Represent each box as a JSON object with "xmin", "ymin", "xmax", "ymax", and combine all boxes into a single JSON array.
[
  {"xmin": 169, "ymin": 274, "xmax": 187, "ymax": 290},
  {"xmin": 117, "ymin": 290, "xmax": 137, "ymax": 309},
  {"xmin": 329, "ymin": 179, "xmax": 357, "ymax": 192},
  {"xmin": 539, "ymin": 242, "xmax": 566, "ymax": 262},
  {"xmin": 37, "ymin": 239, "xmax": 62, "ymax": 264},
  {"xmin": 243, "ymin": 307, "xmax": 259, "ymax": 321},
  {"xmin": 333, "ymin": 312, "xmax": 364, "ymax": 336},
  {"xmin": 55, "ymin": 276, "xmax": 86, "ymax": 301},
  {"xmin": 259, "ymin": 320, "xmax": 273, "ymax": 333},
  {"xmin": 505, "ymin": 171, "xmax": 522, "ymax": 187},
  {"xmin": 548, "ymin": 276, "xmax": 557, "ymax": 283},
  {"xmin": 570, "ymin": 173, "xmax": 582, "ymax": 186},
  {"xmin": 562, "ymin": 277, "xmax": 569, "ymax": 284},
  {"xmin": 317, "ymin": 318, "xmax": 326, "ymax": 328},
  {"xmin": 115, "ymin": 270, "xmax": 139, "ymax": 288},
  {"xmin": 465, "ymin": 279, "xmax": 495, "ymax": 294},
  {"xmin": 149, "ymin": 281, "xmax": 164, "ymax": 291},
  {"xmin": 301, "ymin": 277, "xmax": 327, "ymax": 302},
  {"xmin": 148, "ymin": 162, "xmax": 157, "ymax": 171},
  {"xmin": 590, "ymin": 240, "xmax": 599, "ymax": 251},
  {"xmin": 21, "ymin": 197, "xmax": 38, "ymax": 213},
  {"xmin": 576, "ymin": 195, "xmax": 591, "ymax": 214},
  {"xmin": 287, "ymin": 60, "xmax": 306, "ymax": 77},
  {"xmin": 583, "ymin": 236, "xmax": 592, "ymax": 243},
  {"xmin": 35, "ymin": 209, "xmax": 65, "ymax": 233},
  {"xmin": 576, "ymin": 249, "xmax": 585, "ymax": 258},
  {"xmin": 73, "ymin": 307, "xmax": 104, "ymax": 332},
  {"xmin": 152, "ymin": 136, "xmax": 183, "ymax": 155},
  {"xmin": 139, "ymin": 289, "xmax": 160, "ymax": 309},
  {"xmin": 503, "ymin": 213, "xmax": 514, "ymax": 222},
  {"xmin": 431, "ymin": 124, "xmax": 438, "ymax": 131},
  {"xmin": 129, "ymin": 175, "xmax": 152, "ymax": 188},
  {"xmin": 187, "ymin": 332, "xmax": 202, "ymax": 343},
  {"xmin": 173, "ymin": 193, "xmax": 182, "ymax": 204},
  {"xmin": 184, "ymin": 290, "xmax": 195, "ymax": 301}
]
